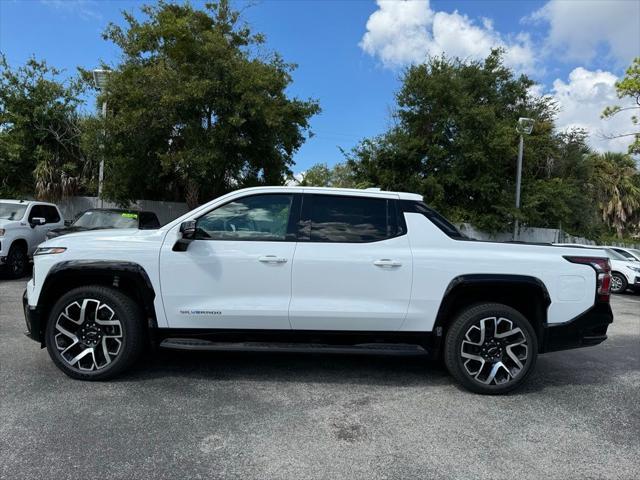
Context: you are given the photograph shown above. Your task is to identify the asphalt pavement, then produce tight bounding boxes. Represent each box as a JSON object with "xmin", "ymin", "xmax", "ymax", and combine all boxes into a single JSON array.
[{"xmin": 1, "ymin": 278, "xmax": 638, "ymax": 479}]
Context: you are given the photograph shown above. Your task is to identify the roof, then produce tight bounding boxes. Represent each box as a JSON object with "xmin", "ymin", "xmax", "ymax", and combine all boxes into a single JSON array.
[
  {"xmin": 228, "ymin": 186, "xmax": 424, "ymax": 201},
  {"xmin": 82, "ymin": 208, "xmax": 155, "ymax": 215},
  {"xmin": 0, "ymin": 199, "xmax": 58, "ymax": 207}
]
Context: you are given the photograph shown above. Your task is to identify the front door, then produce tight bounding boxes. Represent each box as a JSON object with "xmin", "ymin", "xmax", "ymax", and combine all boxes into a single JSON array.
[
  {"xmin": 160, "ymin": 193, "xmax": 298, "ymax": 330},
  {"xmin": 289, "ymin": 193, "xmax": 412, "ymax": 331}
]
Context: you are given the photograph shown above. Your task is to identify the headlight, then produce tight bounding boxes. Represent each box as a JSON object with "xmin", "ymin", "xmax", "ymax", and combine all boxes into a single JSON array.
[
  {"xmin": 34, "ymin": 247, "xmax": 67, "ymax": 256},
  {"xmin": 0, "ymin": 229, "xmax": 5, "ymax": 236},
  {"xmin": 630, "ymin": 266, "xmax": 640, "ymax": 273}
]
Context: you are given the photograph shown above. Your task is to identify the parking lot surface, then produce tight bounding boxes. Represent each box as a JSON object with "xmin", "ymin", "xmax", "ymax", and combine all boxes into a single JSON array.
[{"xmin": 1, "ymin": 278, "xmax": 639, "ymax": 479}]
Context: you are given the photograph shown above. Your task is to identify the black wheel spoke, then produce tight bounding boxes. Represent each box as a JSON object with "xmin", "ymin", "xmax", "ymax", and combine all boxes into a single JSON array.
[{"xmin": 460, "ymin": 316, "xmax": 528, "ymax": 386}]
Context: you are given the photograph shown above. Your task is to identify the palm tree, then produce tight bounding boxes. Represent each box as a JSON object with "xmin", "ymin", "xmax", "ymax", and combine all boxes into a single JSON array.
[{"xmin": 589, "ymin": 152, "xmax": 640, "ymax": 237}]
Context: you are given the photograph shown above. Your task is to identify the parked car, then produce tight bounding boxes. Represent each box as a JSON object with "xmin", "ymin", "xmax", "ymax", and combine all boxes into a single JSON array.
[
  {"xmin": 24, "ymin": 187, "xmax": 614, "ymax": 394},
  {"xmin": 0, "ymin": 200, "xmax": 64, "ymax": 278},
  {"xmin": 553, "ymin": 244, "xmax": 640, "ymax": 294},
  {"xmin": 46, "ymin": 208, "xmax": 161, "ymax": 240},
  {"xmin": 599, "ymin": 248, "xmax": 640, "ymax": 294},
  {"xmin": 604, "ymin": 246, "xmax": 640, "ymax": 262}
]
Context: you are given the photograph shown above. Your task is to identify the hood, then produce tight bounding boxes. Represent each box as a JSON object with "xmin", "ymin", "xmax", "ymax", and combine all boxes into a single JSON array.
[
  {"xmin": 40, "ymin": 227, "xmax": 164, "ymax": 248},
  {"xmin": 0, "ymin": 219, "xmax": 22, "ymax": 229},
  {"xmin": 46, "ymin": 225, "xmax": 109, "ymax": 239}
]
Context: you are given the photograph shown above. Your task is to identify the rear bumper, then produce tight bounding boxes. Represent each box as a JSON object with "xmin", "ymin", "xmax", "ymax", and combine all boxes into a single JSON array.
[
  {"xmin": 23, "ymin": 289, "xmax": 45, "ymax": 344},
  {"xmin": 542, "ymin": 302, "xmax": 613, "ymax": 353}
]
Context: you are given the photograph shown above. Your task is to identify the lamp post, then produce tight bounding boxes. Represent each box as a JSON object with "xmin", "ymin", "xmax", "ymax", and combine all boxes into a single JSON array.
[
  {"xmin": 92, "ymin": 69, "xmax": 111, "ymax": 208},
  {"xmin": 513, "ymin": 117, "xmax": 534, "ymax": 241}
]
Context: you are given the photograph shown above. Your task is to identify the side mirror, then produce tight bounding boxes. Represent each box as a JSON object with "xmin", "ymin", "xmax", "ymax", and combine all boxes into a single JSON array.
[
  {"xmin": 172, "ymin": 220, "xmax": 197, "ymax": 252},
  {"xmin": 64, "ymin": 220, "xmax": 73, "ymax": 227},
  {"xmin": 30, "ymin": 217, "xmax": 46, "ymax": 228}
]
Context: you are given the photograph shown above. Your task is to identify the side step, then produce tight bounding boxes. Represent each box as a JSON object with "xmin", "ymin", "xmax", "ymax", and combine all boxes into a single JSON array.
[{"xmin": 159, "ymin": 338, "xmax": 428, "ymax": 356}]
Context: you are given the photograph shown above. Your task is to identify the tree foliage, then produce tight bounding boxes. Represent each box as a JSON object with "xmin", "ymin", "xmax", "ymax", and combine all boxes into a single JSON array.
[
  {"xmin": 344, "ymin": 50, "xmax": 639, "ymax": 237},
  {"xmin": 83, "ymin": 0, "xmax": 319, "ymax": 208},
  {"xmin": 602, "ymin": 57, "xmax": 640, "ymax": 155},
  {"xmin": 0, "ymin": 55, "xmax": 86, "ymax": 200},
  {"xmin": 299, "ymin": 162, "xmax": 364, "ymax": 188}
]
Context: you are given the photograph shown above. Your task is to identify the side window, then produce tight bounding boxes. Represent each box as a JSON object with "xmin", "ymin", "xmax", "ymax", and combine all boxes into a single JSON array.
[
  {"xmin": 304, "ymin": 195, "xmax": 397, "ymax": 243},
  {"xmin": 28, "ymin": 205, "xmax": 44, "ymax": 221},
  {"xmin": 139, "ymin": 213, "xmax": 161, "ymax": 229},
  {"xmin": 43, "ymin": 206, "xmax": 60, "ymax": 223},
  {"xmin": 196, "ymin": 194, "xmax": 294, "ymax": 241}
]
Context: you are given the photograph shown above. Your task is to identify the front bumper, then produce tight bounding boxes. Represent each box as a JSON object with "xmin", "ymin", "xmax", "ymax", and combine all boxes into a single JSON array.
[
  {"xmin": 542, "ymin": 302, "xmax": 613, "ymax": 352},
  {"xmin": 23, "ymin": 289, "xmax": 45, "ymax": 345}
]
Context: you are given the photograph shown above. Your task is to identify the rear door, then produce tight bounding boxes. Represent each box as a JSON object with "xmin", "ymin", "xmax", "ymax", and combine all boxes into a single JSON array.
[{"xmin": 288, "ymin": 193, "xmax": 412, "ymax": 331}]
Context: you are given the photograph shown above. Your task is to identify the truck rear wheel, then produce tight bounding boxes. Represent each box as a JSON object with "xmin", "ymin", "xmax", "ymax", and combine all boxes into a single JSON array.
[
  {"xmin": 45, "ymin": 285, "xmax": 145, "ymax": 380},
  {"xmin": 444, "ymin": 303, "xmax": 537, "ymax": 395}
]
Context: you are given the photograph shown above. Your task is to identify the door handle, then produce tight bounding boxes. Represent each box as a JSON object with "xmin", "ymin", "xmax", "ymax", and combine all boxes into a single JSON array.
[
  {"xmin": 258, "ymin": 255, "xmax": 288, "ymax": 264},
  {"xmin": 373, "ymin": 259, "xmax": 402, "ymax": 267}
]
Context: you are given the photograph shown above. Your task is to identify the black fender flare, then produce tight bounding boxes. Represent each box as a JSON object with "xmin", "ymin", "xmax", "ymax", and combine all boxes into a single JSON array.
[
  {"xmin": 38, "ymin": 260, "xmax": 157, "ymax": 332},
  {"xmin": 428, "ymin": 274, "xmax": 551, "ymax": 356}
]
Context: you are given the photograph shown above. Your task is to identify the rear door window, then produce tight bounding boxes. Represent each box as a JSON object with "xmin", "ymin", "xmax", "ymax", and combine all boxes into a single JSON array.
[{"xmin": 302, "ymin": 194, "xmax": 398, "ymax": 243}]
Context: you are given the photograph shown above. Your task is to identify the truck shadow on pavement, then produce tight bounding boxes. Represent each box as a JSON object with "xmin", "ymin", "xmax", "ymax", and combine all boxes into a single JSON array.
[{"xmin": 114, "ymin": 331, "xmax": 639, "ymax": 395}]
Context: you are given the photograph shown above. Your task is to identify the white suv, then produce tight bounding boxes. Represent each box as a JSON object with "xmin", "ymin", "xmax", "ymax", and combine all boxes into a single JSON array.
[
  {"xmin": 23, "ymin": 187, "xmax": 614, "ymax": 394},
  {"xmin": 0, "ymin": 200, "xmax": 64, "ymax": 278}
]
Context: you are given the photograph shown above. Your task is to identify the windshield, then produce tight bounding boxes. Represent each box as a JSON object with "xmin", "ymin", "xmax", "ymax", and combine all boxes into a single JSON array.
[
  {"xmin": 604, "ymin": 248, "xmax": 629, "ymax": 261},
  {"xmin": 614, "ymin": 249, "xmax": 639, "ymax": 261},
  {"xmin": 73, "ymin": 210, "xmax": 139, "ymax": 229},
  {"xmin": 0, "ymin": 203, "xmax": 27, "ymax": 220}
]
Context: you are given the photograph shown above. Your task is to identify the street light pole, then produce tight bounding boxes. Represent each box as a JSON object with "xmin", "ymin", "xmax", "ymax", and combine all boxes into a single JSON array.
[
  {"xmin": 513, "ymin": 117, "xmax": 534, "ymax": 241},
  {"xmin": 98, "ymin": 100, "xmax": 107, "ymax": 208},
  {"xmin": 513, "ymin": 133, "xmax": 524, "ymax": 239},
  {"xmin": 92, "ymin": 68, "xmax": 111, "ymax": 209}
]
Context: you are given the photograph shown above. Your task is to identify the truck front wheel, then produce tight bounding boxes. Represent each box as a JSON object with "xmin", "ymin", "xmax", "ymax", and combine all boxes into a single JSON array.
[
  {"xmin": 45, "ymin": 286, "xmax": 145, "ymax": 380},
  {"xmin": 444, "ymin": 303, "xmax": 538, "ymax": 395}
]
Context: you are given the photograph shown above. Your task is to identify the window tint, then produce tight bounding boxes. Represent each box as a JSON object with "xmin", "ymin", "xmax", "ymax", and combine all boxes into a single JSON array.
[
  {"xmin": 139, "ymin": 212, "xmax": 160, "ymax": 229},
  {"xmin": 612, "ymin": 248, "xmax": 636, "ymax": 261},
  {"xmin": 305, "ymin": 195, "xmax": 396, "ymax": 243},
  {"xmin": 43, "ymin": 206, "xmax": 60, "ymax": 223},
  {"xmin": 28, "ymin": 205, "xmax": 44, "ymax": 221},
  {"xmin": 196, "ymin": 194, "xmax": 293, "ymax": 241}
]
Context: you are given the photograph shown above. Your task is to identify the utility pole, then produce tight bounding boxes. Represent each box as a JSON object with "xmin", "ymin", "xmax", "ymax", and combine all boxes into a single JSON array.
[
  {"xmin": 513, "ymin": 117, "xmax": 534, "ymax": 241},
  {"xmin": 92, "ymin": 69, "xmax": 111, "ymax": 209}
]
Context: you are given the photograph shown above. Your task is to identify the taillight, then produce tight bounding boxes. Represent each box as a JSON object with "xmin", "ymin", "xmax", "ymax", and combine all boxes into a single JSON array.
[{"xmin": 564, "ymin": 256, "xmax": 612, "ymax": 302}]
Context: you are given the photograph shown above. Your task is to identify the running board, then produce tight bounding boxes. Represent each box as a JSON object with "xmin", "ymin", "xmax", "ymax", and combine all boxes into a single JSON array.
[{"xmin": 159, "ymin": 338, "xmax": 428, "ymax": 356}]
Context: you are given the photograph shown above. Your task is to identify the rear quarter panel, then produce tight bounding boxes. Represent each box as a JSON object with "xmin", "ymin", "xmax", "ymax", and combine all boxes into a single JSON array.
[{"xmin": 402, "ymin": 213, "xmax": 598, "ymax": 332}]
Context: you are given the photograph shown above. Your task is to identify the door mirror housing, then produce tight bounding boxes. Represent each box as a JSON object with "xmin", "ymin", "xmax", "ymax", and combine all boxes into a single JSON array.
[
  {"xmin": 173, "ymin": 220, "xmax": 197, "ymax": 252},
  {"xmin": 30, "ymin": 217, "xmax": 46, "ymax": 228}
]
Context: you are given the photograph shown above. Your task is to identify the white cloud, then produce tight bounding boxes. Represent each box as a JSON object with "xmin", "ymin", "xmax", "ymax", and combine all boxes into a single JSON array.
[
  {"xmin": 531, "ymin": 0, "xmax": 640, "ymax": 65},
  {"xmin": 359, "ymin": 0, "xmax": 536, "ymax": 72},
  {"xmin": 550, "ymin": 67, "xmax": 636, "ymax": 153},
  {"xmin": 40, "ymin": 0, "xmax": 102, "ymax": 21}
]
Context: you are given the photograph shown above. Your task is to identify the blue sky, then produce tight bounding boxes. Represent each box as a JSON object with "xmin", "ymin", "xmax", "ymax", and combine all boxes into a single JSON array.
[{"xmin": 1, "ymin": 0, "xmax": 639, "ymax": 172}]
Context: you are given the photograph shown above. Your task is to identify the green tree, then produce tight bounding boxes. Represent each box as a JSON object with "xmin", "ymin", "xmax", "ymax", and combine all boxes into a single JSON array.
[
  {"xmin": 0, "ymin": 56, "xmax": 86, "ymax": 200},
  {"xmin": 588, "ymin": 152, "xmax": 640, "ymax": 237},
  {"xmin": 85, "ymin": 0, "xmax": 319, "ymax": 208},
  {"xmin": 300, "ymin": 161, "xmax": 363, "ymax": 188},
  {"xmin": 602, "ymin": 57, "xmax": 640, "ymax": 155},
  {"xmin": 347, "ymin": 50, "xmax": 560, "ymax": 232}
]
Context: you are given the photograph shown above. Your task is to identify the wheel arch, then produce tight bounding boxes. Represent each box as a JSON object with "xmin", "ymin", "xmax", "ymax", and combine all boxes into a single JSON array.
[
  {"xmin": 9, "ymin": 238, "xmax": 28, "ymax": 252},
  {"xmin": 37, "ymin": 261, "xmax": 157, "ymax": 344},
  {"xmin": 428, "ymin": 274, "xmax": 551, "ymax": 358}
]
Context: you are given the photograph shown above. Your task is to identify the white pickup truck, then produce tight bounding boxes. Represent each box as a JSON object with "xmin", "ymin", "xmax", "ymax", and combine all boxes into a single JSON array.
[
  {"xmin": 23, "ymin": 187, "xmax": 614, "ymax": 394},
  {"xmin": 0, "ymin": 200, "xmax": 64, "ymax": 278}
]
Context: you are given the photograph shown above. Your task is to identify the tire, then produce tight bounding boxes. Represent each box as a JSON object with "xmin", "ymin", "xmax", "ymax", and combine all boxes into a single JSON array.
[
  {"xmin": 5, "ymin": 243, "xmax": 28, "ymax": 279},
  {"xmin": 444, "ymin": 303, "xmax": 538, "ymax": 395},
  {"xmin": 45, "ymin": 285, "xmax": 145, "ymax": 380},
  {"xmin": 610, "ymin": 272, "xmax": 628, "ymax": 294}
]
